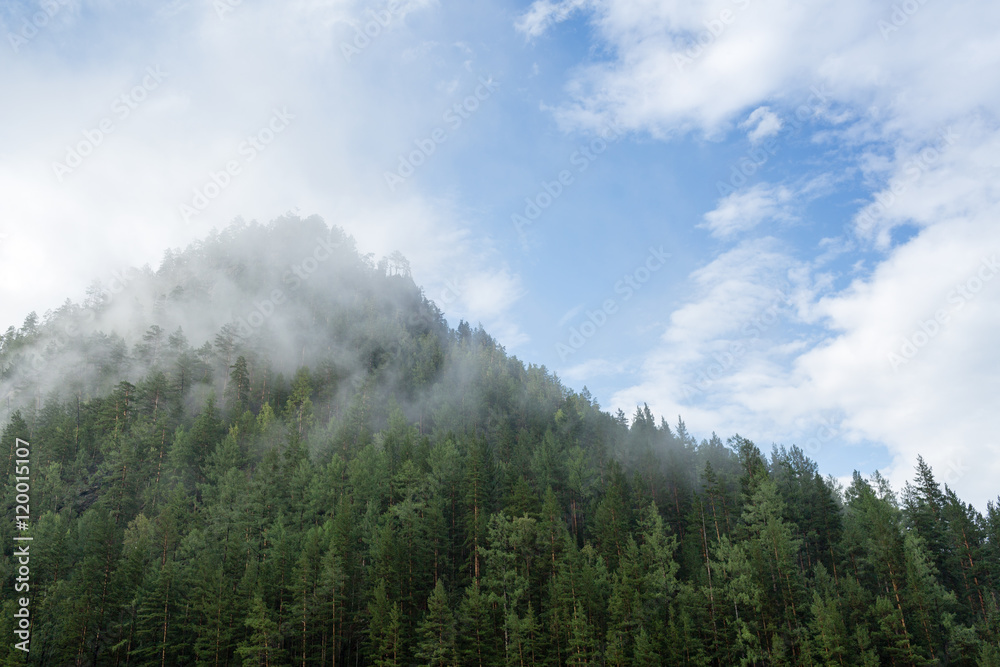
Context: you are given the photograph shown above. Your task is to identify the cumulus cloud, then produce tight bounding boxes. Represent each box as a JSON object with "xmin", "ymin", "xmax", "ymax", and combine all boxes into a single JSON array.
[
  {"xmin": 525, "ymin": 0, "xmax": 1000, "ymax": 505},
  {"xmin": 616, "ymin": 128, "xmax": 1000, "ymax": 505},
  {"xmin": 700, "ymin": 182, "xmax": 794, "ymax": 239},
  {"xmin": 0, "ymin": 0, "xmax": 528, "ymax": 351},
  {"xmin": 517, "ymin": 0, "xmax": 1000, "ymax": 138},
  {"xmin": 515, "ymin": 0, "xmax": 591, "ymax": 39},
  {"xmin": 740, "ymin": 106, "xmax": 782, "ymax": 143},
  {"xmin": 561, "ymin": 357, "xmax": 629, "ymax": 383},
  {"xmin": 610, "ymin": 237, "xmax": 801, "ymax": 412}
]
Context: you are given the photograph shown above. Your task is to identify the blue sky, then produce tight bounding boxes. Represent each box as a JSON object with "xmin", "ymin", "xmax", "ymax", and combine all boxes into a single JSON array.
[{"xmin": 2, "ymin": 0, "xmax": 999, "ymax": 507}]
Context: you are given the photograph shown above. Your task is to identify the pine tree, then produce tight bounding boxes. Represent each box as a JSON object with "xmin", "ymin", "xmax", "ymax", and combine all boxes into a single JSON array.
[
  {"xmin": 593, "ymin": 460, "xmax": 632, "ymax": 571},
  {"xmin": 808, "ymin": 564, "xmax": 848, "ymax": 666},
  {"xmin": 285, "ymin": 367, "xmax": 315, "ymax": 437},
  {"xmin": 902, "ymin": 457, "xmax": 953, "ymax": 592},
  {"xmin": 457, "ymin": 580, "xmax": 496, "ymax": 667},
  {"xmin": 367, "ymin": 580, "xmax": 403, "ymax": 667},
  {"xmin": 228, "ymin": 354, "xmax": 252, "ymax": 414},
  {"xmin": 9, "ymin": 217, "xmax": 1000, "ymax": 667},
  {"xmin": 416, "ymin": 580, "xmax": 458, "ymax": 667},
  {"xmin": 633, "ymin": 625, "xmax": 661, "ymax": 666},
  {"xmin": 236, "ymin": 593, "xmax": 283, "ymax": 666},
  {"xmin": 565, "ymin": 603, "xmax": 596, "ymax": 666},
  {"xmin": 319, "ymin": 525, "xmax": 348, "ymax": 667},
  {"xmin": 291, "ymin": 525, "xmax": 325, "ymax": 665}
]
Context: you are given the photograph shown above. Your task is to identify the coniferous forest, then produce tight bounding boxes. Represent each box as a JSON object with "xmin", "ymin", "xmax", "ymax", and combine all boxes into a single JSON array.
[{"xmin": 1, "ymin": 217, "xmax": 999, "ymax": 666}]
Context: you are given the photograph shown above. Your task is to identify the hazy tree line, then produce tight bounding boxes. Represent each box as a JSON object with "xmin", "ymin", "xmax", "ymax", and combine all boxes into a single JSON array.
[{"xmin": 0, "ymin": 218, "xmax": 998, "ymax": 665}]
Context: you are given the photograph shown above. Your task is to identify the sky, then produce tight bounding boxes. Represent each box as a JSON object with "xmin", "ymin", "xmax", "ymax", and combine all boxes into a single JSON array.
[{"xmin": 1, "ymin": 0, "xmax": 999, "ymax": 508}]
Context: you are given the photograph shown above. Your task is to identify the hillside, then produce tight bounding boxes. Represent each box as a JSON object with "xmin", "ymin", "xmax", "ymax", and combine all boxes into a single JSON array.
[{"xmin": 1, "ymin": 217, "xmax": 998, "ymax": 666}]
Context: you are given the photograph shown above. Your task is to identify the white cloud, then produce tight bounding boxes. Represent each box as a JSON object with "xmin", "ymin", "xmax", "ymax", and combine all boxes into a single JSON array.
[
  {"xmin": 700, "ymin": 182, "xmax": 793, "ymax": 239},
  {"xmin": 558, "ymin": 303, "xmax": 586, "ymax": 327},
  {"xmin": 777, "ymin": 210, "xmax": 1000, "ymax": 504},
  {"xmin": 852, "ymin": 122, "xmax": 989, "ymax": 250},
  {"xmin": 515, "ymin": 0, "xmax": 591, "ymax": 39},
  {"xmin": 610, "ymin": 238, "xmax": 803, "ymax": 417},
  {"xmin": 562, "ymin": 357, "xmax": 628, "ymax": 382},
  {"xmin": 614, "ymin": 129, "xmax": 1000, "ymax": 507},
  {"xmin": 528, "ymin": 0, "xmax": 1000, "ymax": 507},
  {"xmin": 0, "ymin": 0, "xmax": 529, "ymax": 351},
  {"xmin": 740, "ymin": 106, "xmax": 782, "ymax": 143},
  {"xmin": 519, "ymin": 0, "xmax": 1000, "ymax": 139}
]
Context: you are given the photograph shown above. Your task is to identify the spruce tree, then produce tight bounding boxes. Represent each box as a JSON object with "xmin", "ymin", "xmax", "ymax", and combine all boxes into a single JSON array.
[{"xmin": 415, "ymin": 579, "xmax": 457, "ymax": 667}]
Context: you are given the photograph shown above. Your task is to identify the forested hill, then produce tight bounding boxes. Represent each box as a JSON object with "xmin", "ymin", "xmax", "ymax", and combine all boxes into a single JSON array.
[{"xmin": 1, "ymin": 217, "xmax": 998, "ymax": 666}]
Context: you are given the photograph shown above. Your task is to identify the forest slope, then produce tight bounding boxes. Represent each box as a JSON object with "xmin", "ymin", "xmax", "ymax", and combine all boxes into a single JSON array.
[{"xmin": 1, "ymin": 217, "xmax": 998, "ymax": 666}]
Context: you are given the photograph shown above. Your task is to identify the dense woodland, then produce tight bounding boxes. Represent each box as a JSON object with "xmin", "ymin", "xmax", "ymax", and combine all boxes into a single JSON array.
[{"xmin": 1, "ymin": 217, "xmax": 998, "ymax": 666}]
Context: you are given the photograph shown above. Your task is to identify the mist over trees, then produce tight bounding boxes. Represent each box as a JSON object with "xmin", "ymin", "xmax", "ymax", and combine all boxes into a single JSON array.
[{"xmin": 1, "ymin": 217, "xmax": 998, "ymax": 665}]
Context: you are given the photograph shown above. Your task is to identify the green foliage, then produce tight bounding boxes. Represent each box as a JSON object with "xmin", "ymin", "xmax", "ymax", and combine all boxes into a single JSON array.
[
  {"xmin": 416, "ymin": 579, "xmax": 457, "ymax": 667},
  {"xmin": 0, "ymin": 218, "xmax": 996, "ymax": 665}
]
